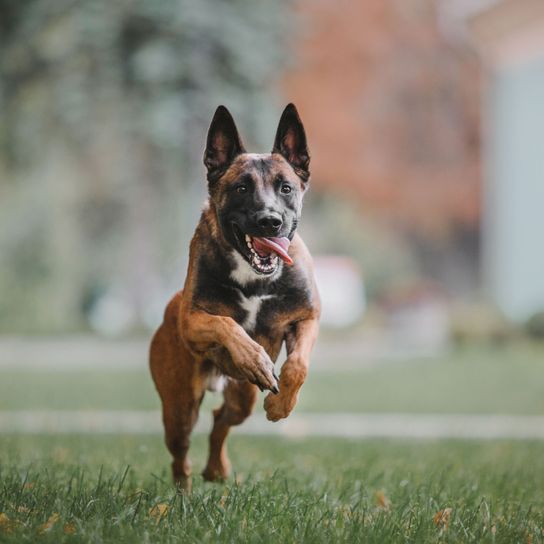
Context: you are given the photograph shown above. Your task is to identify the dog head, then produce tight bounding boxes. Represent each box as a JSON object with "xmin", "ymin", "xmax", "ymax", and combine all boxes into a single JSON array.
[{"xmin": 203, "ymin": 104, "xmax": 310, "ymax": 276}]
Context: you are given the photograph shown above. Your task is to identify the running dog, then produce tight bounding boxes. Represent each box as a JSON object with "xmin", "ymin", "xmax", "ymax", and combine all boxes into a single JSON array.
[{"xmin": 150, "ymin": 103, "xmax": 320, "ymax": 486}]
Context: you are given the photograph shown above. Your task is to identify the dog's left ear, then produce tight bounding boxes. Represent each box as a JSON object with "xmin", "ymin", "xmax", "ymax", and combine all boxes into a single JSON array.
[
  {"xmin": 204, "ymin": 105, "xmax": 246, "ymax": 183},
  {"xmin": 272, "ymin": 103, "xmax": 310, "ymax": 181}
]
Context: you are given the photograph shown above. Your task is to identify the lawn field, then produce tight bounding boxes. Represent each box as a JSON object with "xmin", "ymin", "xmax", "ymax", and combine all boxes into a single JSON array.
[
  {"xmin": 1, "ymin": 344, "xmax": 543, "ymax": 414},
  {"xmin": 0, "ymin": 343, "xmax": 543, "ymax": 542},
  {"xmin": 0, "ymin": 435, "xmax": 543, "ymax": 543}
]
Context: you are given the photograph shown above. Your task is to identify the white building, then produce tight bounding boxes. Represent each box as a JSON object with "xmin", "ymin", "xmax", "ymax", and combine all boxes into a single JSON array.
[{"xmin": 442, "ymin": 0, "xmax": 544, "ymax": 321}]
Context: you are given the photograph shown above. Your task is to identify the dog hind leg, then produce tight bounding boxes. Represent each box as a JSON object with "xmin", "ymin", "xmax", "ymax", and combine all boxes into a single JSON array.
[
  {"xmin": 202, "ymin": 379, "xmax": 257, "ymax": 482},
  {"xmin": 162, "ymin": 391, "xmax": 202, "ymax": 488},
  {"xmin": 150, "ymin": 295, "xmax": 205, "ymax": 489}
]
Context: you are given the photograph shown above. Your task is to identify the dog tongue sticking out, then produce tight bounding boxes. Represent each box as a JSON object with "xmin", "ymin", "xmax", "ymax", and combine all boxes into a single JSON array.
[{"xmin": 252, "ymin": 237, "xmax": 293, "ymax": 265}]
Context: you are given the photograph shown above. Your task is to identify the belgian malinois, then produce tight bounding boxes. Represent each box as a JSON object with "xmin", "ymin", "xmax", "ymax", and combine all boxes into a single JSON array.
[{"xmin": 150, "ymin": 103, "xmax": 320, "ymax": 486}]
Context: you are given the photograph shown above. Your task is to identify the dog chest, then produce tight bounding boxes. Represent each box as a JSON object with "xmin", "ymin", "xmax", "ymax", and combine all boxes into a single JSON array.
[{"xmin": 237, "ymin": 292, "xmax": 275, "ymax": 332}]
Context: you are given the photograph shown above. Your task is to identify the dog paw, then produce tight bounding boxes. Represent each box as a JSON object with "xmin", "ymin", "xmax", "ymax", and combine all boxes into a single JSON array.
[
  {"xmin": 234, "ymin": 343, "xmax": 279, "ymax": 393},
  {"xmin": 264, "ymin": 392, "xmax": 295, "ymax": 422},
  {"xmin": 202, "ymin": 459, "xmax": 231, "ymax": 482}
]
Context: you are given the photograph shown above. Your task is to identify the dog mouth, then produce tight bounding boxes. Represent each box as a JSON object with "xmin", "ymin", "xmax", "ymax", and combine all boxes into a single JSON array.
[{"xmin": 232, "ymin": 225, "xmax": 293, "ymax": 275}]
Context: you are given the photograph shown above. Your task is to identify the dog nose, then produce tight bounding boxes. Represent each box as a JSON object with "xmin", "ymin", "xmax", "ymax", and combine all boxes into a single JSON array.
[{"xmin": 256, "ymin": 212, "xmax": 283, "ymax": 235}]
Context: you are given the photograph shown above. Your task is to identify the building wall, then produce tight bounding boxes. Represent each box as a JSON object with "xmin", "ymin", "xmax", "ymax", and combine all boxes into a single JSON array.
[
  {"xmin": 463, "ymin": 0, "xmax": 544, "ymax": 320},
  {"xmin": 485, "ymin": 54, "xmax": 544, "ymax": 320}
]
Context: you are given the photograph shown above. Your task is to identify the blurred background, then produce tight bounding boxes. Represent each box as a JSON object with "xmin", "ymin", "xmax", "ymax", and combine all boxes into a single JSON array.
[{"xmin": 1, "ymin": 0, "xmax": 543, "ymax": 433}]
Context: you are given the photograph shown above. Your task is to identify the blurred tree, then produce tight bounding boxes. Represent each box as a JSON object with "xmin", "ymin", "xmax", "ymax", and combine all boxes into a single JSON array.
[
  {"xmin": 0, "ymin": 0, "xmax": 292, "ymax": 332},
  {"xmin": 283, "ymin": 0, "xmax": 482, "ymax": 294}
]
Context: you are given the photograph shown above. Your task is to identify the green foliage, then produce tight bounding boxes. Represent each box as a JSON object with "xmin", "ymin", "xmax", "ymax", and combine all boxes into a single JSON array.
[
  {"xmin": 300, "ymin": 191, "xmax": 420, "ymax": 298},
  {"xmin": 525, "ymin": 311, "xmax": 544, "ymax": 340},
  {"xmin": 0, "ymin": 0, "xmax": 293, "ymax": 332}
]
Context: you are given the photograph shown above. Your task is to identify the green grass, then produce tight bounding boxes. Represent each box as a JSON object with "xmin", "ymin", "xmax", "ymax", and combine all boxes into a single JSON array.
[
  {"xmin": 1, "ymin": 344, "xmax": 543, "ymax": 414},
  {"xmin": 1, "ymin": 344, "xmax": 542, "ymax": 542},
  {"xmin": 0, "ymin": 435, "xmax": 543, "ymax": 543},
  {"xmin": 303, "ymin": 343, "xmax": 544, "ymax": 414}
]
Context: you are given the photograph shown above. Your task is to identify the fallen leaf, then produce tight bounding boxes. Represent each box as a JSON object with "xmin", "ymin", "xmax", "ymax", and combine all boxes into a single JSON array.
[
  {"xmin": 434, "ymin": 508, "xmax": 452, "ymax": 529},
  {"xmin": 63, "ymin": 522, "xmax": 76, "ymax": 535},
  {"xmin": 37, "ymin": 512, "xmax": 60, "ymax": 535},
  {"xmin": 149, "ymin": 503, "xmax": 169, "ymax": 523},
  {"xmin": 0, "ymin": 513, "xmax": 14, "ymax": 533},
  {"xmin": 375, "ymin": 490, "xmax": 391, "ymax": 510},
  {"xmin": 23, "ymin": 483, "xmax": 34, "ymax": 490}
]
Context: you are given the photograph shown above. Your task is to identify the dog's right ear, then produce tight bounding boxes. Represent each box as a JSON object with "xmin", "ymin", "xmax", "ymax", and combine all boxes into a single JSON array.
[{"xmin": 204, "ymin": 106, "xmax": 245, "ymax": 183}]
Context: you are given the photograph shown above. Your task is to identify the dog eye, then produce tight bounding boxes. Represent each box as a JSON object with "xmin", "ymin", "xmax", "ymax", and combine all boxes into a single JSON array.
[
  {"xmin": 236, "ymin": 185, "xmax": 248, "ymax": 194},
  {"xmin": 280, "ymin": 184, "xmax": 292, "ymax": 195}
]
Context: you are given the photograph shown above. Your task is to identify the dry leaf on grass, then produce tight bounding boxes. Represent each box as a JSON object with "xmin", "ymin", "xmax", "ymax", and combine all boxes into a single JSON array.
[
  {"xmin": 37, "ymin": 512, "xmax": 60, "ymax": 535},
  {"xmin": 0, "ymin": 513, "xmax": 15, "ymax": 533},
  {"xmin": 433, "ymin": 508, "xmax": 452, "ymax": 529},
  {"xmin": 375, "ymin": 490, "xmax": 391, "ymax": 510},
  {"xmin": 149, "ymin": 503, "xmax": 169, "ymax": 523},
  {"xmin": 63, "ymin": 522, "xmax": 77, "ymax": 535}
]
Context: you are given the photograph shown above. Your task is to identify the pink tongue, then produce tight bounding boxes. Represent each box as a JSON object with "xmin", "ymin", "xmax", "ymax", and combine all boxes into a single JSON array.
[{"xmin": 252, "ymin": 237, "xmax": 293, "ymax": 265}]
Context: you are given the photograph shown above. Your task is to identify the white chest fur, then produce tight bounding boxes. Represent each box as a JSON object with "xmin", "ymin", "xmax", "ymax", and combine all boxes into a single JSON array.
[{"xmin": 238, "ymin": 292, "xmax": 275, "ymax": 332}]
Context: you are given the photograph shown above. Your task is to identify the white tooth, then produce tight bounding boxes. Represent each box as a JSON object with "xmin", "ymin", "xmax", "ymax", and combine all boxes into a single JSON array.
[{"xmin": 245, "ymin": 235, "xmax": 250, "ymax": 242}]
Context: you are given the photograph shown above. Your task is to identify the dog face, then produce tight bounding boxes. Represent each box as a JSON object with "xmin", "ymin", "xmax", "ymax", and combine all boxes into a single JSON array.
[{"xmin": 203, "ymin": 104, "xmax": 310, "ymax": 276}]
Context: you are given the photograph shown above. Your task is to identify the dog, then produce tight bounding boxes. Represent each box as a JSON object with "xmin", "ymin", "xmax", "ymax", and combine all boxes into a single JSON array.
[{"xmin": 149, "ymin": 103, "xmax": 320, "ymax": 487}]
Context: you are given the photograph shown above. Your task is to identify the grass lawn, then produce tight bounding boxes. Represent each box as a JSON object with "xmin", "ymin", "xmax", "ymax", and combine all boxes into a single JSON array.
[
  {"xmin": 1, "ymin": 343, "xmax": 543, "ymax": 414},
  {"xmin": 0, "ymin": 435, "xmax": 543, "ymax": 543},
  {"xmin": 1, "ymin": 344, "xmax": 543, "ymax": 542}
]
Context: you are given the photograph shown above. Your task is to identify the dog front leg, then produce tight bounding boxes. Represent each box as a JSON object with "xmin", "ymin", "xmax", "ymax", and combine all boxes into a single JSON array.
[
  {"xmin": 181, "ymin": 309, "xmax": 279, "ymax": 392},
  {"xmin": 264, "ymin": 316, "xmax": 319, "ymax": 421}
]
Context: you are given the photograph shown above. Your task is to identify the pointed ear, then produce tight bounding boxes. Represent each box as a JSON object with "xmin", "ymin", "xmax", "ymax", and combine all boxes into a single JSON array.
[
  {"xmin": 272, "ymin": 103, "xmax": 310, "ymax": 181},
  {"xmin": 204, "ymin": 106, "xmax": 245, "ymax": 183}
]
